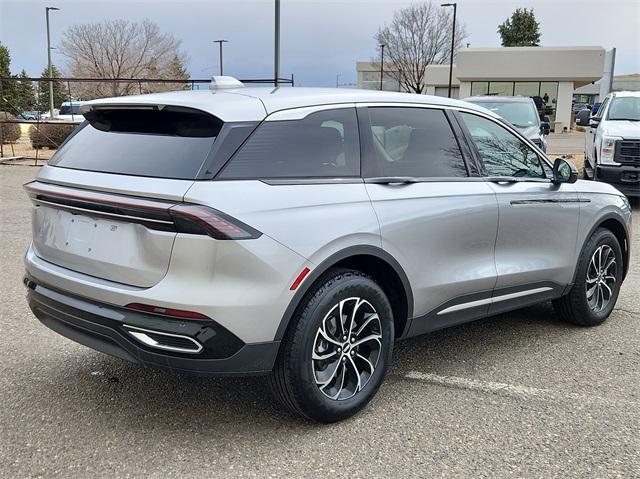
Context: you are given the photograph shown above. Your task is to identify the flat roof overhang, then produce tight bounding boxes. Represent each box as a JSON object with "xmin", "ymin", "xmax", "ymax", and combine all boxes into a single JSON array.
[{"xmin": 455, "ymin": 46, "xmax": 606, "ymax": 83}]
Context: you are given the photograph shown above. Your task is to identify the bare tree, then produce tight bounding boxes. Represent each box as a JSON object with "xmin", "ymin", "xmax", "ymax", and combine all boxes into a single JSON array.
[
  {"xmin": 375, "ymin": 2, "xmax": 466, "ymax": 94},
  {"xmin": 59, "ymin": 19, "xmax": 188, "ymax": 99}
]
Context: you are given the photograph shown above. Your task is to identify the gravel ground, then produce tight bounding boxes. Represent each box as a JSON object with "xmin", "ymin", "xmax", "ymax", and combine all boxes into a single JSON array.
[{"xmin": 0, "ymin": 164, "xmax": 638, "ymax": 479}]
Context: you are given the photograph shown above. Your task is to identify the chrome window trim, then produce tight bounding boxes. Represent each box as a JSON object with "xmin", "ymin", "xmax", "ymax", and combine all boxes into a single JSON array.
[{"xmin": 265, "ymin": 103, "xmax": 357, "ymax": 121}]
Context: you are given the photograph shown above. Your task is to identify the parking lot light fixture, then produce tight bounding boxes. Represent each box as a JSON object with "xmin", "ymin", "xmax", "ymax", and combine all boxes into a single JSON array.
[
  {"xmin": 441, "ymin": 2, "xmax": 457, "ymax": 98},
  {"xmin": 45, "ymin": 6, "xmax": 60, "ymax": 118}
]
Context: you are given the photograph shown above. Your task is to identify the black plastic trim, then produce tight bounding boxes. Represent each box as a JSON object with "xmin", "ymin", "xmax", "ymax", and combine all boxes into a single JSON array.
[
  {"xmin": 26, "ymin": 277, "xmax": 279, "ymax": 376},
  {"xmin": 273, "ymin": 245, "xmax": 414, "ymax": 341},
  {"xmin": 406, "ymin": 281, "xmax": 564, "ymax": 337}
]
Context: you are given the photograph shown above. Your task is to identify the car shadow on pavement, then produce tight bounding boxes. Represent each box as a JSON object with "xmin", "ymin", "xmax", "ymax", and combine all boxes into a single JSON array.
[{"xmin": 27, "ymin": 300, "xmax": 584, "ymax": 431}]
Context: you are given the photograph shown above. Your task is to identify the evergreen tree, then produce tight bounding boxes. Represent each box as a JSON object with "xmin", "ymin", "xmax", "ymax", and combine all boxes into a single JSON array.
[
  {"xmin": 498, "ymin": 8, "xmax": 541, "ymax": 47},
  {"xmin": 37, "ymin": 65, "xmax": 66, "ymax": 113},
  {"xmin": 0, "ymin": 41, "xmax": 20, "ymax": 114},
  {"xmin": 16, "ymin": 70, "xmax": 36, "ymax": 111},
  {"xmin": 166, "ymin": 55, "xmax": 190, "ymax": 90}
]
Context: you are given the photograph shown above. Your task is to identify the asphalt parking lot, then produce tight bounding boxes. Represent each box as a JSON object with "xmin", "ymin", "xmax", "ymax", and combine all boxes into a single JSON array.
[{"xmin": 1, "ymin": 164, "xmax": 638, "ymax": 478}]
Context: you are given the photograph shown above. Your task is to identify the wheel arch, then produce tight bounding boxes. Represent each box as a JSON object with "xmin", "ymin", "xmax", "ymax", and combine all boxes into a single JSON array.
[
  {"xmin": 274, "ymin": 246, "xmax": 414, "ymax": 342},
  {"xmin": 574, "ymin": 213, "xmax": 630, "ymax": 284}
]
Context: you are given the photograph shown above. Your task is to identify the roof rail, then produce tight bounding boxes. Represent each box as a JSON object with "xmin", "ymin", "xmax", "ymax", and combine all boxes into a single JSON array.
[{"xmin": 209, "ymin": 76, "xmax": 245, "ymax": 90}]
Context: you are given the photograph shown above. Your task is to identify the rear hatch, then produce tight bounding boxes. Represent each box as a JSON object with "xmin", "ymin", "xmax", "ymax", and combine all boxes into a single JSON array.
[{"xmin": 27, "ymin": 105, "xmax": 224, "ymax": 288}]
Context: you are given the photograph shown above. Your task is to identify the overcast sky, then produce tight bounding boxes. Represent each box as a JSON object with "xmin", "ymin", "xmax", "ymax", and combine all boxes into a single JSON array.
[{"xmin": 1, "ymin": 0, "xmax": 639, "ymax": 86}]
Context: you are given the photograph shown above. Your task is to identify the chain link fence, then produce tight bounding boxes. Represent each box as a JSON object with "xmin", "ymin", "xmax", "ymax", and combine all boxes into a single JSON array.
[{"xmin": 0, "ymin": 75, "xmax": 294, "ymax": 165}]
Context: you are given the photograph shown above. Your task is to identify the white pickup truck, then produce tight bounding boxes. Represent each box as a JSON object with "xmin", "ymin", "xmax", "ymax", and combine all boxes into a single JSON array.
[{"xmin": 583, "ymin": 91, "xmax": 640, "ymax": 197}]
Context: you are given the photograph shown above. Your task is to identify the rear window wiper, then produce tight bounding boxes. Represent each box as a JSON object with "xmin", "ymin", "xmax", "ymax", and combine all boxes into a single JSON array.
[{"xmin": 365, "ymin": 176, "xmax": 420, "ymax": 184}]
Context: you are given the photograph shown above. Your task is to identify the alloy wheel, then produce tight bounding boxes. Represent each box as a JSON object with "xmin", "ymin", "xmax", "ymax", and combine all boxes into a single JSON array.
[
  {"xmin": 586, "ymin": 245, "xmax": 617, "ymax": 313},
  {"xmin": 312, "ymin": 297, "xmax": 382, "ymax": 401}
]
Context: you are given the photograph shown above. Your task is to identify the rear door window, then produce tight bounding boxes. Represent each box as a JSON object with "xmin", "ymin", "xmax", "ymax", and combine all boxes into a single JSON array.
[
  {"xmin": 219, "ymin": 108, "xmax": 360, "ymax": 179},
  {"xmin": 49, "ymin": 107, "xmax": 223, "ymax": 179},
  {"xmin": 365, "ymin": 107, "xmax": 468, "ymax": 178}
]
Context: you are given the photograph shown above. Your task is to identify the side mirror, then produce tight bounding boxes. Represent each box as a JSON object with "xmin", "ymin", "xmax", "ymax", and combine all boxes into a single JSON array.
[
  {"xmin": 541, "ymin": 122, "xmax": 551, "ymax": 135},
  {"xmin": 553, "ymin": 158, "xmax": 578, "ymax": 184},
  {"xmin": 576, "ymin": 109, "xmax": 591, "ymax": 126},
  {"xmin": 589, "ymin": 117, "xmax": 600, "ymax": 128}
]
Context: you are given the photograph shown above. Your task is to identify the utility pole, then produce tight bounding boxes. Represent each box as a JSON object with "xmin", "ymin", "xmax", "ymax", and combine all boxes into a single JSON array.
[
  {"xmin": 274, "ymin": 0, "xmax": 280, "ymax": 86},
  {"xmin": 441, "ymin": 3, "xmax": 457, "ymax": 98},
  {"xmin": 379, "ymin": 44, "xmax": 385, "ymax": 91},
  {"xmin": 46, "ymin": 6, "xmax": 59, "ymax": 118},
  {"xmin": 213, "ymin": 40, "xmax": 228, "ymax": 76}
]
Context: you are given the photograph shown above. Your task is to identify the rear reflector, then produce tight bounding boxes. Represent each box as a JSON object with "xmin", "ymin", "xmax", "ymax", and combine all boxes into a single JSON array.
[
  {"xmin": 125, "ymin": 303, "xmax": 210, "ymax": 320},
  {"xmin": 290, "ymin": 267, "xmax": 311, "ymax": 291}
]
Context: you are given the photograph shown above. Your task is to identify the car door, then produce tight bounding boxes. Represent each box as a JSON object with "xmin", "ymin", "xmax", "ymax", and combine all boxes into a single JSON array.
[
  {"xmin": 586, "ymin": 95, "xmax": 610, "ymax": 166},
  {"xmin": 456, "ymin": 110, "xmax": 580, "ymax": 315},
  {"xmin": 360, "ymin": 105, "xmax": 499, "ymax": 335}
]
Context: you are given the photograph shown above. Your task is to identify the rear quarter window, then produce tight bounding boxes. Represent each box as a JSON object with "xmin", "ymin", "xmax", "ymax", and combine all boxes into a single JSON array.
[{"xmin": 218, "ymin": 108, "xmax": 360, "ymax": 179}]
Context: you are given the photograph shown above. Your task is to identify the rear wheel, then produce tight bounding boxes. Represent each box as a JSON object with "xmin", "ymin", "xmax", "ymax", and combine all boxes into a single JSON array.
[
  {"xmin": 554, "ymin": 228, "xmax": 623, "ymax": 326},
  {"xmin": 269, "ymin": 269, "xmax": 394, "ymax": 422}
]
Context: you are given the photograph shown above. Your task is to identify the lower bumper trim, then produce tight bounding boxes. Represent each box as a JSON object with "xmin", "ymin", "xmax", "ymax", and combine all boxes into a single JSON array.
[{"xmin": 26, "ymin": 278, "xmax": 280, "ymax": 376}]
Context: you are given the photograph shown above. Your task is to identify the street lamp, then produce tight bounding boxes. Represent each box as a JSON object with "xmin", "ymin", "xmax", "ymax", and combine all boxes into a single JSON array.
[
  {"xmin": 441, "ymin": 2, "xmax": 457, "ymax": 98},
  {"xmin": 213, "ymin": 40, "xmax": 228, "ymax": 76},
  {"xmin": 46, "ymin": 6, "xmax": 59, "ymax": 118},
  {"xmin": 379, "ymin": 44, "xmax": 385, "ymax": 91}
]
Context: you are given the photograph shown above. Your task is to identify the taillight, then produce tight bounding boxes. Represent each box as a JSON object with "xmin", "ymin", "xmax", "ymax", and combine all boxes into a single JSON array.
[
  {"xmin": 125, "ymin": 303, "xmax": 210, "ymax": 320},
  {"xmin": 169, "ymin": 204, "xmax": 262, "ymax": 240}
]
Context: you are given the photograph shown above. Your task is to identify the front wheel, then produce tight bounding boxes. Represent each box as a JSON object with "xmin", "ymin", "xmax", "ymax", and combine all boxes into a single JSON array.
[
  {"xmin": 554, "ymin": 228, "xmax": 623, "ymax": 326},
  {"xmin": 269, "ymin": 269, "xmax": 394, "ymax": 422}
]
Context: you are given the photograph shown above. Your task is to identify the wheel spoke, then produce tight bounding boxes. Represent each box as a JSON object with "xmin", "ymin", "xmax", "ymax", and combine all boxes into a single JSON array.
[
  {"xmin": 603, "ymin": 257, "xmax": 616, "ymax": 274},
  {"xmin": 328, "ymin": 363, "xmax": 346, "ymax": 400},
  {"xmin": 586, "ymin": 284, "xmax": 598, "ymax": 300},
  {"xmin": 347, "ymin": 356, "xmax": 362, "ymax": 393},
  {"xmin": 601, "ymin": 281, "xmax": 613, "ymax": 299},
  {"xmin": 312, "ymin": 349, "xmax": 338, "ymax": 361},
  {"xmin": 315, "ymin": 359, "xmax": 341, "ymax": 387},
  {"xmin": 355, "ymin": 312, "xmax": 379, "ymax": 336},
  {"xmin": 347, "ymin": 299, "xmax": 363, "ymax": 337},
  {"xmin": 352, "ymin": 333, "xmax": 382, "ymax": 349},
  {"xmin": 356, "ymin": 353, "xmax": 375, "ymax": 376},
  {"xmin": 318, "ymin": 323, "xmax": 341, "ymax": 346},
  {"xmin": 604, "ymin": 275, "xmax": 616, "ymax": 283}
]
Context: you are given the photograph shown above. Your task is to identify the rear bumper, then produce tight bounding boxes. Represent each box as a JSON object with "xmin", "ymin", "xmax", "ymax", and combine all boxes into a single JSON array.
[
  {"xmin": 25, "ymin": 276, "xmax": 280, "ymax": 376},
  {"xmin": 595, "ymin": 165, "xmax": 640, "ymax": 197}
]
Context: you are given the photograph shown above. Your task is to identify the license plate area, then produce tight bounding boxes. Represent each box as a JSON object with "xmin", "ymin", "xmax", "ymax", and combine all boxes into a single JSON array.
[{"xmin": 32, "ymin": 205, "xmax": 175, "ymax": 287}]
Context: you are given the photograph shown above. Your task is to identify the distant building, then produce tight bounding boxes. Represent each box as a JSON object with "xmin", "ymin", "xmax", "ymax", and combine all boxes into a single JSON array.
[{"xmin": 357, "ymin": 46, "xmax": 607, "ymax": 131}]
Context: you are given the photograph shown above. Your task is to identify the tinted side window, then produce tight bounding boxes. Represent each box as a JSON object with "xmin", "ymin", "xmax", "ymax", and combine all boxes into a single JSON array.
[
  {"xmin": 366, "ymin": 107, "xmax": 467, "ymax": 178},
  {"xmin": 459, "ymin": 112, "xmax": 545, "ymax": 179},
  {"xmin": 219, "ymin": 108, "xmax": 359, "ymax": 179}
]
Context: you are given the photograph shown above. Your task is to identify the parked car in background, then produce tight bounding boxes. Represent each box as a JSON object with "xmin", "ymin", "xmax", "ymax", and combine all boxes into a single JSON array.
[
  {"xmin": 24, "ymin": 81, "xmax": 632, "ymax": 422},
  {"xmin": 465, "ymin": 96, "xmax": 549, "ymax": 152},
  {"xmin": 572, "ymin": 102, "xmax": 592, "ymax": 114},
  {"xmin": 584, "ymin": 91, "xmax": 640, "ymax": 197},
  {"xmin": 18, "ymin": 111, "xmax": 38, "ymax": 121},
  {"xmin": 56, "ymin": 101, "xmax": 86, "ymax": 123}
]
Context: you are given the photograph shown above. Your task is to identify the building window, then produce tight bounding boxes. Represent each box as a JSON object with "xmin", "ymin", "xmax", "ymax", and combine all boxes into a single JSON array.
[
  {"xmin": 471, "ymin": 82, "xmax": 488, "ymax": 96},
  {"xmin": 514, "ymin": 82, "xmax": 540, "ymax": 97},
  {"xmin": 362, "ymin": 71, "xmax": 380, "ymax": 82},
  {"xmin": 488, "ymin": 82, "xmax": 514, "ymax": 96}
]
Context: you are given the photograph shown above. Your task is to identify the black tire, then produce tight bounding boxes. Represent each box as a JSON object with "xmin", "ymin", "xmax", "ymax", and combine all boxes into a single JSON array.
[
  {"xmin": 269, "ymin": 269, "xmax": 394, "ymax": 422},
  {"xmin": 553, "ymin": 228, "xmax": 623, "ymax": 326}
]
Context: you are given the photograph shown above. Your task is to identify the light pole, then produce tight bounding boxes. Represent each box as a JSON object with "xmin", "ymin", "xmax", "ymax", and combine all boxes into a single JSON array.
[
  {"xmin": 274, "ymin": 0, "xmax": 280, "ymax": 86},
  {"xmin": 379, "ymin": 44, "xmax": 385, "ymax": 91},
  {"xmin": 441, "ymin": 2, "xmax": 457, "ymax": 98},
  {"xmin": 46, "ymin": 6, "xmax": 59, "ymax": 118},
  {"xmin": 213, "ymin": 40, "xmax": 228, "ymax": 76}
]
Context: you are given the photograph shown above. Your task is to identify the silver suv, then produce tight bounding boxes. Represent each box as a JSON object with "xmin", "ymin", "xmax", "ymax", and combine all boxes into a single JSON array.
[{"xmin": 24, "ymin": 81, "xmax": 632, "ymax": 422}]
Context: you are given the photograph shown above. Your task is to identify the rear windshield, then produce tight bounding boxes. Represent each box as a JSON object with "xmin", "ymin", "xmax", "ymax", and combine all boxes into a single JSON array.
[{"xmin": 49, "ymin": 107, "xmax": 223, "ymax": 179}]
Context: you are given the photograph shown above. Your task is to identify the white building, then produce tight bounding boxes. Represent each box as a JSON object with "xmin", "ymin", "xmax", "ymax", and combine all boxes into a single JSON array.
[{"xmin": 357, "ymin": 46, "xmax": 607, "ymax": 132}]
